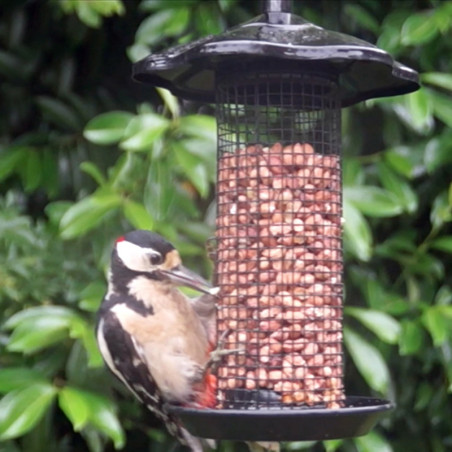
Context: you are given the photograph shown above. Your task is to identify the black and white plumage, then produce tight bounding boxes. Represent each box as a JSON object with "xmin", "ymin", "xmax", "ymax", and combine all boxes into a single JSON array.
[{"xmin": 96, "ymin": 230, "xmax": 217, "ymax": 452}]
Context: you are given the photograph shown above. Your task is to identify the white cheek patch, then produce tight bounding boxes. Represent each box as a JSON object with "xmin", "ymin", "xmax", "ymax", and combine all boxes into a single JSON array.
[{"xmin": 116, "ymin": 241, "xmax": 161, "ymax": 272}]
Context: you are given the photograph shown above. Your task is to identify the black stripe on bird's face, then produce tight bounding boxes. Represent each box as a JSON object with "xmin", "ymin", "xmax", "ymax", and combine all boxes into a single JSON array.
[
  {"xmin": 111, "ymin": 230, "xmax": 212, "ymax": 294},
  {"xmin": 110, "ymin": 231, "xmax": 180, "ymax": 289}
]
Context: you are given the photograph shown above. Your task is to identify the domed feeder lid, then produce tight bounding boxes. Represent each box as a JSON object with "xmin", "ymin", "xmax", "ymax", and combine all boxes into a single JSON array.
[{"xmin": 132, "ymin": 0, "xmax": 419, "ymax": 106}]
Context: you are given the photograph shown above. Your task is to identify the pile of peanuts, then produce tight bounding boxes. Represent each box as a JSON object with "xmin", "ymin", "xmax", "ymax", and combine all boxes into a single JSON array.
[{"xmin": 215, "ymin": 142, "xmax": 344, "ymax": 409}]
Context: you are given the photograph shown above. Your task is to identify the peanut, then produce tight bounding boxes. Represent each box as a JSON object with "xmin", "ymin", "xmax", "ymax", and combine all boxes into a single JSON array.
[{"xmin": 216, "ymin": 142, "xmax": 344, "ymax": 408}]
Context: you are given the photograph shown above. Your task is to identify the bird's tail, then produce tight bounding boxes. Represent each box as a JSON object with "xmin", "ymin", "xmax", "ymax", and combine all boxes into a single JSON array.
[
  {"xmin": 180, "ymin": 426, "xmax": 216, "ymax": 452},
  {"xmin": 246, "ymin": 441, "xmax": 281, "ymax": 452},
  {"xmin": 159, "ymin": 403, "xmax": 215, "ymax": 452}
]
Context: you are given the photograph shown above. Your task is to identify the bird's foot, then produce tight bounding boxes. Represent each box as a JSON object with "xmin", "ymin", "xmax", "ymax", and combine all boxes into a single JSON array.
[{"xmin": 206, "ymin": 329, "xmax": 245, "ymax": 371}]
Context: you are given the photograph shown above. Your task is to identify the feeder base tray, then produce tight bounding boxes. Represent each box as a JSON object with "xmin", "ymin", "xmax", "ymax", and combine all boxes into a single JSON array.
[{"xmin": 169, "ymin": 396, "xmax": 393, "ymax": 442}]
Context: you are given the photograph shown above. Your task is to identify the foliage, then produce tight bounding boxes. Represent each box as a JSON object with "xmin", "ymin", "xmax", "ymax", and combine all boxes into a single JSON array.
[{"xmin": 1, "ymin": 1, "xmax": 452, "ymax": 452}]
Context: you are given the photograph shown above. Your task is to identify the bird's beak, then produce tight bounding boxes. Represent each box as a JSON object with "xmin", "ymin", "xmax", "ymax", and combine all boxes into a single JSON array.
[{"xmin": 159, "ymin": 265, "xmax": 212, "ymax": 295}]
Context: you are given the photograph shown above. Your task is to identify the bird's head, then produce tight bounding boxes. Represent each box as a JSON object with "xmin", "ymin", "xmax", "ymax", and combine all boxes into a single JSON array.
[{"xmin": 110, "ymin": 230, "xmax": 212, "ymax": 294}]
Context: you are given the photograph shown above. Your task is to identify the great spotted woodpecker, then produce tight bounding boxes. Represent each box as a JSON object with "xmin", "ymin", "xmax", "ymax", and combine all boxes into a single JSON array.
[{"xmin": 96, "ymin": 230, "xmax": 218, "ymax": 452}]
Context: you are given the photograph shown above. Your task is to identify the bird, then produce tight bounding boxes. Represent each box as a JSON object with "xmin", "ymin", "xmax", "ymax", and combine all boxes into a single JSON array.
[{"xmin": 96, "ymin": 230, "xmax": 219, "ymax": 452}]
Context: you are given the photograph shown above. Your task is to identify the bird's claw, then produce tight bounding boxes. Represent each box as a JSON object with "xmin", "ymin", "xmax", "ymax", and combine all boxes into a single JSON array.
[{"xmin": 206, "ymin": 329, "xmax": 245, "ymax": 371}]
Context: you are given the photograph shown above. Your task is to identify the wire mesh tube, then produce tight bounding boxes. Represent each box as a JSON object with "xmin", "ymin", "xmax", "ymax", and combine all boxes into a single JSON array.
[{"xmin": 214, "ymin": 71, "xmax": 344, "ymax": 409}]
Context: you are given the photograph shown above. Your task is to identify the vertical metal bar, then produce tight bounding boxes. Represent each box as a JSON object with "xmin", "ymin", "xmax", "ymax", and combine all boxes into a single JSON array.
[{"xmin": 264, "ymin": 0, "xmax": 292, "ymax": 13}]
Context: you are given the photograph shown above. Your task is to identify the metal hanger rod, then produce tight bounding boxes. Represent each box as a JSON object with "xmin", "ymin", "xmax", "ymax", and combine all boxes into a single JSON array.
[{"xmin": 264, "ymin": 0, "xmax": 292, "ymax": 13}]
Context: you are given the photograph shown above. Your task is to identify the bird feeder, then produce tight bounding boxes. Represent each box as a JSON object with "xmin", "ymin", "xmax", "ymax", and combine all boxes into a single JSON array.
[{"xmin": 133, "ymin": 0, "xmax": 419, "ymax": 443}]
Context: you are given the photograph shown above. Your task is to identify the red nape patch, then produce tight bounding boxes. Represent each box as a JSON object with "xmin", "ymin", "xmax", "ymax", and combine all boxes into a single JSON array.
[{"xmin": 115, "ymin": 236, "xmax": 125, "ymax": 244}]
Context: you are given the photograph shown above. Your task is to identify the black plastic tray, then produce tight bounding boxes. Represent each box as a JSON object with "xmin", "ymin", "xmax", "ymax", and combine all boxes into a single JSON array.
[{"xmin": 169, "ymin": 396, "xmax": 393, "ymax": 441}]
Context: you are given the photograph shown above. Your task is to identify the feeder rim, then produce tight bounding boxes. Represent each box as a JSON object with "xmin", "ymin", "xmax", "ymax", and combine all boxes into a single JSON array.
[{"xmin": 168, "ymin": 396, "xmax": 394, "ymax": 441}]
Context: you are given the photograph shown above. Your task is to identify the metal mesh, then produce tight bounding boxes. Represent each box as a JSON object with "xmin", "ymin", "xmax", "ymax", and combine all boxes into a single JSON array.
[{"xmin": 214, "ymin": 71, "xmax": 344, "ymax": 410}]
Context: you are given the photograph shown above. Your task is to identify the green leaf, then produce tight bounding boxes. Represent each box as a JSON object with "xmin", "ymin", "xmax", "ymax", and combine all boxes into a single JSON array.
[
  {"xmin": 85, "ymin": 0, "xmax": 124, "ymax": 16},
  {"xmin": 66, "ymin": 341, "xmax": 89, "ymax": 385},
  {"xmin": 120, "ymin": 113, "xmax": 169, "ymax": 152},
  {"xmin": 7, "ymin": 316, "xmax": 72, "ymax": 354},
  {"xmin": 383, "ymin": 149, "xmax": 414, "ymax": 178},
  {"xmin": 66, "ymin": 389, "xmax": 125, "ymax": 449},
  {"xmin": 377, "ymin": 162, "xmax": 418, "ymax": 214},
  {"xmin": 60, "ymin": 190, "xmax": 121, "ymax": 239},
  {"xmin": 59, "ymin": 387, "xmax": 90, "ymax": 431},
  {"xmin": 80, "ymin": 161, "xmax": 107, "ymax": 186},
  {"xmin": 342, "ymin": 158, "xmax": 364, "ymax": 187},
  {"xmin": 430, "ymin": 190, "xmax": 452, "ymax": 229},
  {"xmin": 139, "ymin": 0, "xmax": 198, "ymax": 11},
  {"xmin": 41, "ymin": 149, "xmax": 59, "ymax": 197},
  {"xmin": 355, "ymin": 430, "xmax": 393, "ymax": 452},
  {"xmin": 79, "ymin": 281, "xmax": 106, "ymax": 312},
  {"xmin": 110, "ymin": 152, "xmax": 145, "ymax": 192},
  {"xmin": 285, "ymin": 441, "xmax": 318, "ymax": 450},
  {"xmin": 414, "ymin": 382, "xmax": 433, "ymax": 411},
  {"xmin": 0, "ymin": 368, "xmax": 47, "ymax": 394},
  {"xmin": 323, "ymin": 439, "xmax": 344, "ymax": 452},
  {"xmin": 35, "ymin": 96, "xmax": 82, "ymax": 131},
  {"xmin": 156, "ymin": 87, "xmax": 179, "ymax": 118},
  {"xmin": 4, "ymin": 306, "xmax": 100, "ymax": 365},
  {"xmin": 401, "ymin": 11, "xmax": 438, "ymax": 45},
  {"xmin": 422, "ymin": 306, "xmax": 452, "ymax": 346},
  {"xmin": 173, "ymin": 137, "xmax": 216, "ymax": 180},
  {"xmin": 0, "ymin": 50, "xmax": 30, "ymax": 81},
  {"xmin": 405, "ymin": 89, "xmax": 433, "ymax": 134},
  {"xmin": 376, "ymin": 232, "xmax": 417, "ymax": 260},
  {"xmin": 84, "ymin": 111, "xmax": 134, "ymax": 145},
  {"xmin": 44, "ymin": 201, "xmax": 72, "ymax": 226},
  {"xmin": 123, "ymin": 200, "xmax": 154, "ymax": 230},
  {"xmin": 178, "ymin": 115, "xmax": 217, "ymax": 142},
  {"xmin": 135, "ymin": 8, "xmax": 189, "ymax": 45},
  {"xmin": 20, "ymin": 149, "xmax": 42, "ymax": 192},
  {"xmin": 435, "ymin": 285, "xmax": 452, "ymax": 305},
  {"xmin": 73, "ymin": 323, "xmax": 103, "ymax": 369},
  {"xmin": 343, "ymin": 4, "xmax": 380, "ymax": 34},
  {"xmin": 405, "ymin": 252, "xmax": 444, "ymax": 280},
  {"xmin": 0, "ymin": 214, "xmax": 35, "ymax": 247},
  {"xmin": 144, "ymin": 159, "xmax": 176, "ymax": 222},
  {"xmin": 60, "ymin": 0, "xmax": 101, "ymax": 27},
  {"xmin": 0, "ymin": 147, "xmax": 26, "ymax": 182},
  {"xmin": 4, "ymin": 306, "xmax": 79, "ymax": 330},
  {"xmin": 173, "ymin": 142, "xmax": 210, "ymax": 198},
  {"xmin": 377, "ymin": 10, "xmax": 409, "ymax": 53},
  {"xmin": 60, "ymin": 0, "xmax": 124, "ymax": 27},
  {"xmin": 424, "ymin": 135, "xmax": 452, "ymax": 173},
  {"xmin": 127, "ymin": 43, "xmax": 150, "ymax": 63},
  {"xmin": 431, "ymin": 236, "xmax": 452, "ymax": 253},
  {"xmin": 195, "ymin": 3, "xmax": 224, "ymax": 35},
  {"xmin": 343, "ymin": 198, "xmax": 372, "ymax": 261},
  {"xmin": 0, "ymin": 384, "xmax": 57, "ymax": 440},
  {"xmin": 422, "ymin": 72, "xmax": 452, "ymax": 92},
  {"xmin": 344, "ymin": 186, "xmax": 403, "ymax": 217},
  {"xmin": 346, "ymin": 307, "xmax": 401, "ymax": 344},
  {"xmin": 427, "ymin": 88, "xmax": 452, "ymax": 128},
  {"xmin": 344, "ymin": 327, "xmax": 390, "ymax": 393}
]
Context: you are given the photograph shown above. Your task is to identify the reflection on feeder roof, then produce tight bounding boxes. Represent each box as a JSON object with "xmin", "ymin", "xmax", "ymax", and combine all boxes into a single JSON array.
[{"xmin": 133, "ymin": 9, "xmax": 419, "ymax": 107}]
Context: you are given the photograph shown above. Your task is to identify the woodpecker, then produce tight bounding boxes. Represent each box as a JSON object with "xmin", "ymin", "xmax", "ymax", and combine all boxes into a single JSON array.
[{"xmin": 96, "ymin": 230, "xmax": 219, "ymax": 452}]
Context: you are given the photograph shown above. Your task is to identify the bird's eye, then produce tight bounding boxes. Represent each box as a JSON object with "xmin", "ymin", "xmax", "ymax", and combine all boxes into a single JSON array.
[{"xmin": 149, "ymin": 253, "xmax": 163, "ymax": 265}]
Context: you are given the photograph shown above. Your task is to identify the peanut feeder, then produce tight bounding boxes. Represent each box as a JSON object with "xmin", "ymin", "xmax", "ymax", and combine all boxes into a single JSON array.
[
  {"xmin": 215, "ymin": 73, "xmax": 344, "ymax": 409},
  {"xmin": 133, "ymin": 0, "xmax": 419, "ymax": 442}
]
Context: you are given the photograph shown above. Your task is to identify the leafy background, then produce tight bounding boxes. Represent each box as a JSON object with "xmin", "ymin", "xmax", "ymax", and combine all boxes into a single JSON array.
[{"xmin": 1, "ymin": 0, "xmax": 451, "ymax": 451}]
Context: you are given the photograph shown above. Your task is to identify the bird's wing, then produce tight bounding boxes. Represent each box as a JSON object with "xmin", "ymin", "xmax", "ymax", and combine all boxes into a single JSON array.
[
  {"xmin": 189, "ymin": 293, "xmax": 217, "ymax": 345},
  {"xmin": 97, "ymin": 305, "xmax": 203, "ymax": 451}
]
